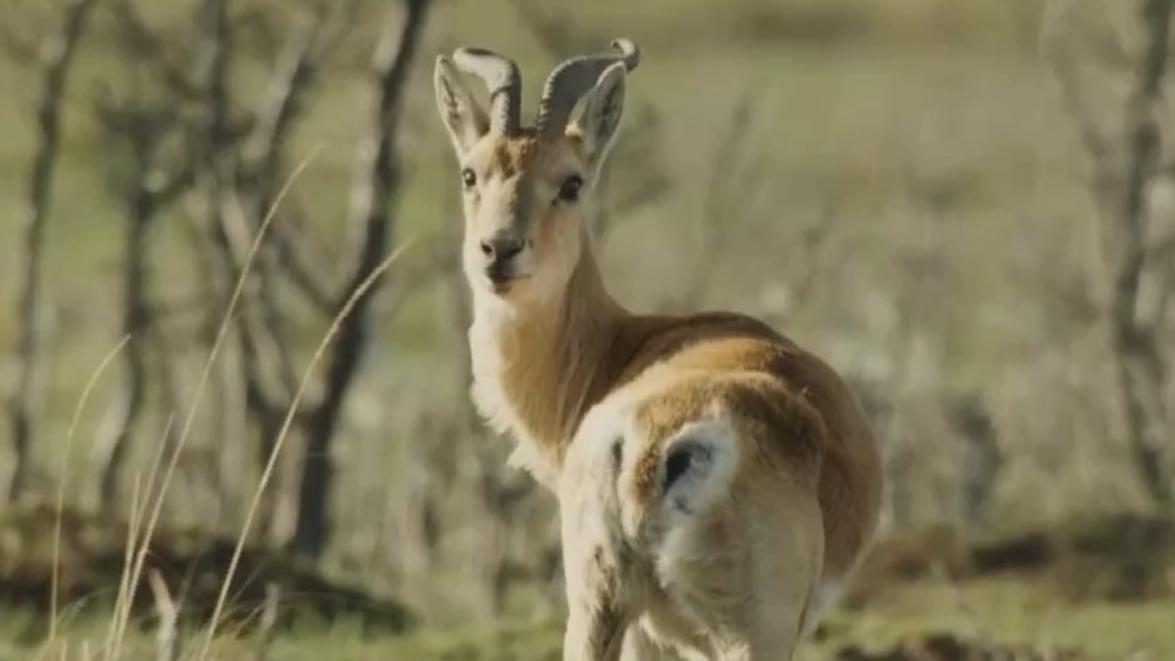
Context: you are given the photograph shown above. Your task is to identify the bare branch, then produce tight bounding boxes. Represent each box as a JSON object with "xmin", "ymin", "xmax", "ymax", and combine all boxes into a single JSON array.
[
  {"xmin": 107, "ymin": 0, "xmax": 202, "ymax": 100},
  {"xmin": 269, "ymin": 217, "xmax": 337, "ymax": 313},
  {"xmin": 291, "ymin": 0, "xmax": 432, "ymax": 560},
  {"xmin": 251, "ymin": 0, "xmax": 357, "ymax": 184},
  {"xmin": 200, "ymin": 0, "xmax": 233, "ymax": 158},
  {"xmin": 246, "ymin": 0, "xmax": 361, "ymax": 321},
  {"xmin": 184, "ymin": 0, "xmax": 307, "ymax": 530}
]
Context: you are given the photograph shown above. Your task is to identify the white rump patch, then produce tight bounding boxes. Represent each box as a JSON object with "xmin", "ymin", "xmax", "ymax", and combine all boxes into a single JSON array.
[
  {"xmin": 649, "ymin": 417, "xmax": 740, "ymax": 584},
  {"xmin": 658, "ymin": 418, "xmax": 739, "ymax": 517}
]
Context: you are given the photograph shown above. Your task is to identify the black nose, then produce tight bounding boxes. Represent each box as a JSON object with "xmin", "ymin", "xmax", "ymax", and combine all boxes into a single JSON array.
[{"xmin": 480, "ymin": 235, "xmax": 524, "ymax": 262}]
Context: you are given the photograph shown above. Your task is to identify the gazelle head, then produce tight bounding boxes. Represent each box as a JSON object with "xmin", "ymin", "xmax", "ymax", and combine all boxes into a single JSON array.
[{"xmin": 434, "ymin": 39, "xmax": 638, "ymax": 308}]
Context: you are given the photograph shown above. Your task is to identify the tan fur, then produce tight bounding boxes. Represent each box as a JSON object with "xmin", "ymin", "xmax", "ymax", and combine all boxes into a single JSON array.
[{"xmin": 436, "ymin": 53, "xmax": 881, "ymax": 661}]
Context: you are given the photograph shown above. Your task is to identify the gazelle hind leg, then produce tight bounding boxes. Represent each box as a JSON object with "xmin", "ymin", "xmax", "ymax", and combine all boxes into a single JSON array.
[
  {"xmin": 802, "ymin": 577, "xmax": 842, "ymax": 636},
  {"xmin": 743, "ymin": 478, "xmax": 825, "ymax": 660},
  {"xmin": 619, "ymin": 625, "xmax": 688, "ymax": 661}
]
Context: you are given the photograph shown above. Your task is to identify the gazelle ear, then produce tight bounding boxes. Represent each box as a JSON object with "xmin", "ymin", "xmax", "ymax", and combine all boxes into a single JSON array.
[
  {"xmin": 569, "ymin": 61, "xmax": 627, "ymax": 179},
  {"xmin": 435, "ymin": 56, "xmax": 489, "ymax": 156}
]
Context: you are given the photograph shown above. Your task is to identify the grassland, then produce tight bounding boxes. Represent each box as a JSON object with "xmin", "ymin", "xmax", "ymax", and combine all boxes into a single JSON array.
[
  {"xmin": 2, "ymin": 0, "xmax": 1173, "ymax": 659},
  {"xmin": 5, "ymin": 554, "xmax": 1172, "ymax": 659}
]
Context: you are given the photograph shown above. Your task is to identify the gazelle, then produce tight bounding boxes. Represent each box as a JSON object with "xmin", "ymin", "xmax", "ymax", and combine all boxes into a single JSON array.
[{"xmin": 435, "ymin": 39, "xmax": 881, "ymax": 660}]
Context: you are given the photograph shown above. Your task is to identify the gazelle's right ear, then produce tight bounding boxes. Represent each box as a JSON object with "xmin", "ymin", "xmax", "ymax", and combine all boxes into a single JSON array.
[
  {"xmin": 569, "ymin": 61, "xmax": 628, "ymax": 181},
  {"xmin": 435, "ymin": 56, "xmax": 488, "ymax": 156}
]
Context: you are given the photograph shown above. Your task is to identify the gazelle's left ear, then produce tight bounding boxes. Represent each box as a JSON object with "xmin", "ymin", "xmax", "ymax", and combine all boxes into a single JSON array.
[
  {"xmin": 435, "ymin": 55, "xmax": 489, "ymax": 156},
  {"xmin": 569, "ymin": 61, "xmax": 627, "ymax": 179}
]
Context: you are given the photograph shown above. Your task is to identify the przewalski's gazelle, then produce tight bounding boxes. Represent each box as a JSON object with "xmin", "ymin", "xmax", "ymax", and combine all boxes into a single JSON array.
[{"xmin": 434, "ymin": 39, "xmax": 881, "ymax": 660}]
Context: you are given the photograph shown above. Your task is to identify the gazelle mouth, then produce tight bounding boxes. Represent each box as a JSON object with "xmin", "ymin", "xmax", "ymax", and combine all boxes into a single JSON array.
[
  {"xmin": 488, "ymin": 274, "xmax": 528, "ymax": 294},
  {"xmin": 484, "ymin": 270, "xmax": 526, "ymax": 293}
]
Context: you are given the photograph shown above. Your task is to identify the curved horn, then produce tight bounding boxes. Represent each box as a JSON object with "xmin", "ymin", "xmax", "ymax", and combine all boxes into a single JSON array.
[
  {"xmin": 452, "ymin": 47, "xmax": 522, "ymax": 135},
  {"xmin": 535, "ymin": 38, "xmax": 640, "ymax": 139}
]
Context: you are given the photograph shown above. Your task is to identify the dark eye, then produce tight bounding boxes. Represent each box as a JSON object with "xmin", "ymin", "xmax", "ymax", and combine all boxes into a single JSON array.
[
  {"xmin": 557, "ymin": 174, "xmax": 583, "ymax": 203},
  {"xmin": 461, "ymin": 168, "xmax": 477, "ymax": 188}
]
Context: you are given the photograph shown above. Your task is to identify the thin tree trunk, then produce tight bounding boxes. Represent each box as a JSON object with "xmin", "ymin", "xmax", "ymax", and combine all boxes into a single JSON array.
[
  {"xmin": 290, "ymin": 0, "xmax": 430, "ymax": 560},
  {"xmin": 99, "ymin": 186, "xmax": 156, "ymax": 507},
  {"xmin": 1049, "ymin": 0, "xmax": 1175, "ymax": 509},
  {"xmin": 6, "ymin": 0, "xmax": 98, "ymax": 503},
  {"xmin": 245, "ymin": 2, "xmax": 345, "ymax": 540},
  {"xmin": 1111, "ymin": 0, "xmax": 1175, "ymax": 509},
  {"xmin": 948, "ymin": 394, "xmax": 1003, "ymax": 526}
]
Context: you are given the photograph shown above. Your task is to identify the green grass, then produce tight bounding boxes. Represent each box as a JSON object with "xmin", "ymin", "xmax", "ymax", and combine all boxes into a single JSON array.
[
  {"xmin": 811, "ymin": 577, "xmax": 1175, "ymax": 660},
  {"xmin": 4, "ymin": 575, "xmax": 1171, "ymax": 660}
]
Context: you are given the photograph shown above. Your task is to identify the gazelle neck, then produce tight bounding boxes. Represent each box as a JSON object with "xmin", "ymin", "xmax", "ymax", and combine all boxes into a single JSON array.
[{"xmin": 468, "ymin": 241, "xmax": 628, "ymax": 484}]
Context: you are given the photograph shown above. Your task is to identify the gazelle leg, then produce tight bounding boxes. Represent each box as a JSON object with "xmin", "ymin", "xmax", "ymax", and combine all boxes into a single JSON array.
[
  {"xmin": 618, "ymin": 624, "xmax": 690, "ymax": 661},
  {"xmin": 563, "ymin": 600, "xmax": 626, "ymax": 661},
  {"xmin": 743, "ymin": 490, "xmax": 824, "ymax": 661}
]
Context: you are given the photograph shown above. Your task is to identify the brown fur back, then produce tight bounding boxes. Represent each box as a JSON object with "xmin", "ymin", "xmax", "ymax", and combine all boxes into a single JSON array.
[{"xmin": 604, "ymin": 311, "xmax": 882, "ymax": 577}]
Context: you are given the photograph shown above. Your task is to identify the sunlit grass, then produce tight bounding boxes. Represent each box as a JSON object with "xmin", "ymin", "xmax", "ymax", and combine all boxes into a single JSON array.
[
  {"xmin": 7, "ymin": 575, "xmax": 1172, "ymax": 660},
  {"xmin": 804, "ymin": 577, "xmax": 1175, "ymax": 661}
]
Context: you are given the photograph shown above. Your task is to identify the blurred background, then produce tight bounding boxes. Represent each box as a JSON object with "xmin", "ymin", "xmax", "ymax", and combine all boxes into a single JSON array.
[{"xmin": 1, "ymin": 0, "xmax": 1173, "ymax": 658}]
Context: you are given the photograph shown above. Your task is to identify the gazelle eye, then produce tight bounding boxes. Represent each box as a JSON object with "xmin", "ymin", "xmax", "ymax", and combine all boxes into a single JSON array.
[
  {"xmin": 461, "ymin": 168, "xmax": 477, "ymax": 188},
  {"xmin": 557, "ymin": 174, "xmax": 583, "ymax": 203}
]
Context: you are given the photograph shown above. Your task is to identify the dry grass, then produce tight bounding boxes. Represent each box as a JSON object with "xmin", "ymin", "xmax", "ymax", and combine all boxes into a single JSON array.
[
  {"xmin": 30, "ymin": 149, "xmax": 319, "ymax": 661},
  {"xmin": 108, "ymin": 415, "xmax": 172, "ymax": 658},
  {"xmin": 200, "ymin": 235, "xmax": 417, "ymax": 658},
  {"xmin": 49, "ymin": 335, "xmax": 129, "ymax": 644}
]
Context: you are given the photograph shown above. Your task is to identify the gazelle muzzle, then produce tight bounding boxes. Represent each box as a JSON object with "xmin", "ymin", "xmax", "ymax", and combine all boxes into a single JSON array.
[{"xmin": 480, "ymin": 231, "xmax": 527, "ymax": 284}]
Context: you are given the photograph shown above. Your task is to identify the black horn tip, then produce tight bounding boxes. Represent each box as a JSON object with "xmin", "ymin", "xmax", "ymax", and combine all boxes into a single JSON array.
[
  {"xmin": 611, "ymin": 38, "xmax": 640, "ymax": 71},
  {"xmin": 456, "ymin": 46, "xmax": 492, "ymax": 58},
  {"xmin": 452, "ymin": 47, "xmax": 520, "ymax": 79},
  {"xmin": 450, "ymin": 46, "xmax": 521, "ymax": 134}
]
